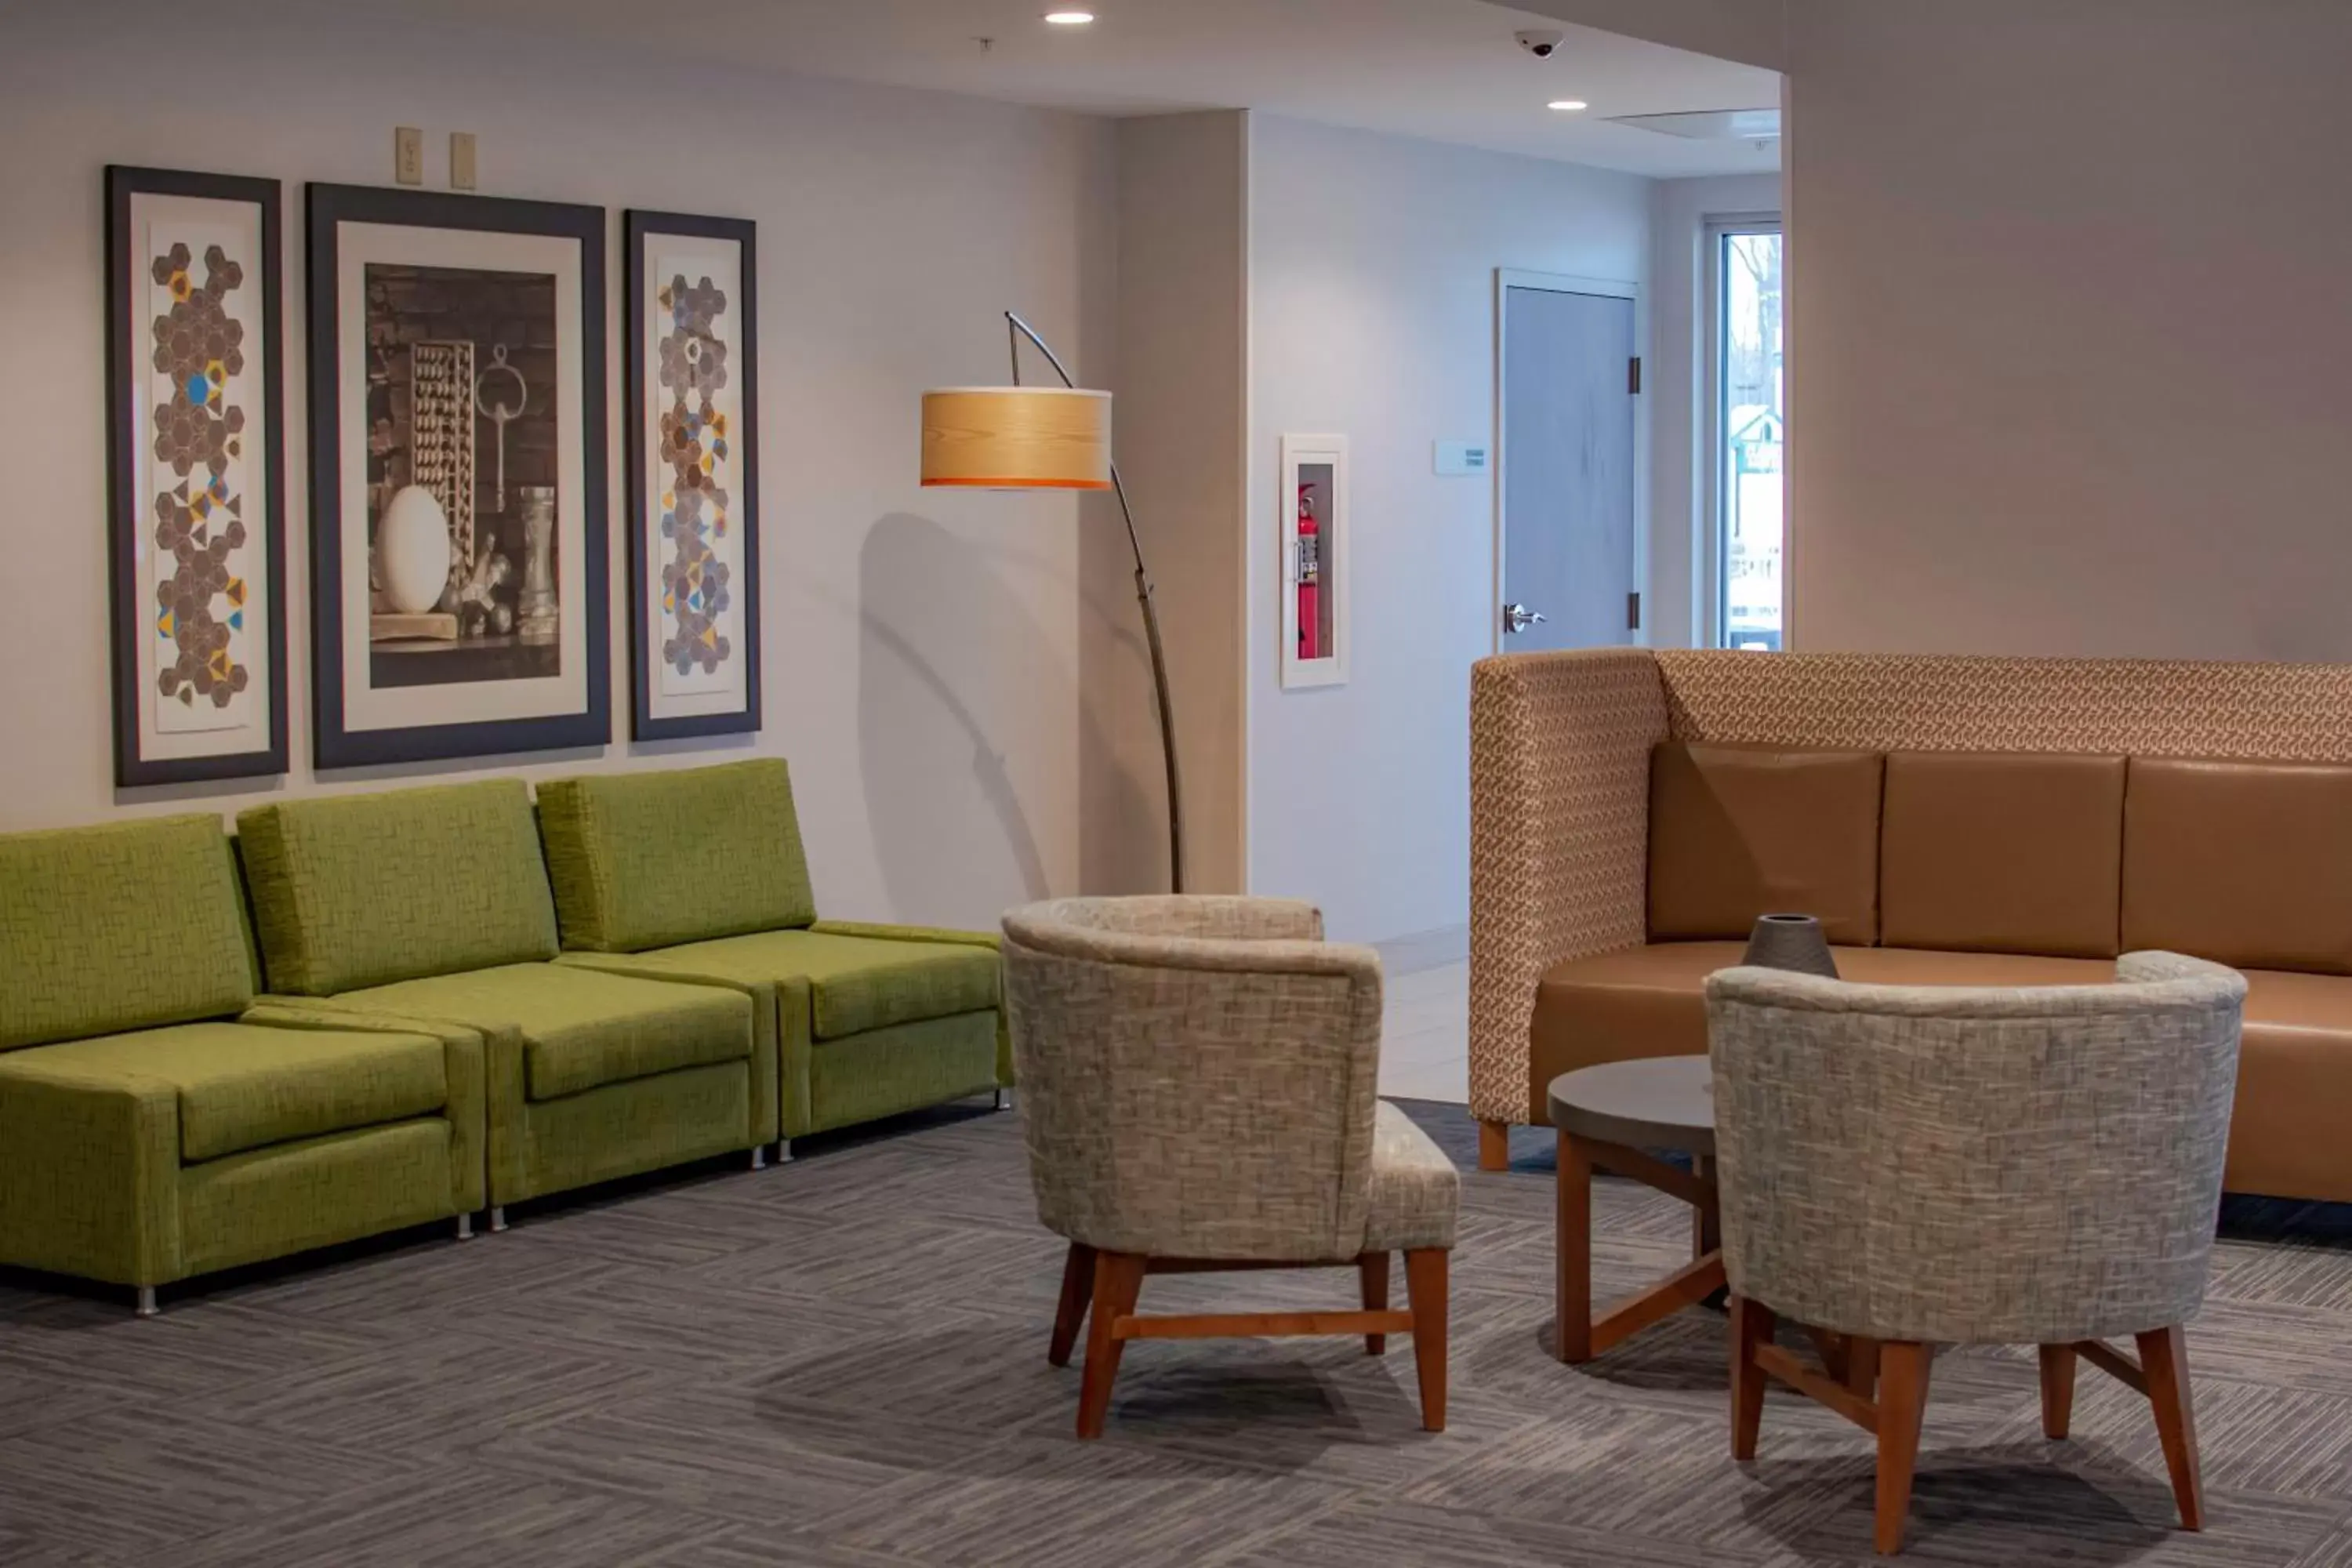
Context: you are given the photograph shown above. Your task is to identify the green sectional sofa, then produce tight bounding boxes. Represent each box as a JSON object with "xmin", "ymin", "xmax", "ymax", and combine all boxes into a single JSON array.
[
  {"xmin": 0, "ymin": 816, "xmax": 482, "ymax": 1313},
  {"xmin": 236, "ymin": 779, "xmax": 763, "ymax": 1229},
  {"xmin": 536, "ymin": 760, "xmax": 1009, "ymax": 1156},
  {"xmin": 0, "ymin": 760, "xmax": 1009, "ymax": 1308}
]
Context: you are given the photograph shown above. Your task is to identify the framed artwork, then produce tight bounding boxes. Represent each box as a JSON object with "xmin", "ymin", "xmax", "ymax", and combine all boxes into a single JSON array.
[
  {"xmin": 305, "ymin": 183, "xmax": 609, "ymax": 768},
  {"xmin": 106, "ymin": 166, "xmax": 287, "ymax": 786},
  {"xmin": 625, "ymin": 211, "xmax": 761, "ymax": 740}
]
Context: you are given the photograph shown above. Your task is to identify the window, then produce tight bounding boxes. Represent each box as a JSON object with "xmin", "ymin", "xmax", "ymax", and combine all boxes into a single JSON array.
[{"xmin": 1711, "ymin": 223, "xmax": 1784, "ymax": 650}]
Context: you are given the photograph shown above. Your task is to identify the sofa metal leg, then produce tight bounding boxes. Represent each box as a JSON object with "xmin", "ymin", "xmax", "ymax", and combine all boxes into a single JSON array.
[
  {"xmin": 456, "ymin": 1213, "xmax": 474, "ymax": 1241},
  {"xmin": 994, "ymin": 1087, "xmax": 1009, "ymax": 1111},
  {"xmin": 777, "ymin": 1139, "xmax": 794, "ymax": 1164},
  {"xmin": 750, "ymin": 1145, "xmax": 768, "ymax": 1172},
  {"xmin": 489, "ymin": 1206, "xmax": 508, "ymax": 1234},
  {"xmin": 135, "ymin": 1287, "xmax": 158, "ymax": 1319}
]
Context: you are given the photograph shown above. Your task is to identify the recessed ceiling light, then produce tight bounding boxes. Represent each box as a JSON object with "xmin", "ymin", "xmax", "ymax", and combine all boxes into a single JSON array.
[
  {"xmin": 1548, "ymin": 99, "xmax": 1589, "ymax": 113},
  {"xmin": 1044, "ymin": 9, "xmax": 1095, "ymax": 23}
]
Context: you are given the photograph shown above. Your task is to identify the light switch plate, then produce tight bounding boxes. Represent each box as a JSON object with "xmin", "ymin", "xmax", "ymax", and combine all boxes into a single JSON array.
[
  {"xmin": 394, "ymin": 126, "xmax": 424, "ymax": 186},
  {"xmin": 1434, "ymin": 441, "xmax": 1490, "ymax": 477},
  {"xmin": 450, "ymin": 132, "xmax": 477, "ymax": 191}
]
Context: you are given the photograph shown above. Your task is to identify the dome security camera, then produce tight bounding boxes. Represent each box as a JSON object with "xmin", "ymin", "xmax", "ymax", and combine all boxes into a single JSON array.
[{"xmin": 1515, "ymin": 28, "xmax": 1566, "ymax": 58}]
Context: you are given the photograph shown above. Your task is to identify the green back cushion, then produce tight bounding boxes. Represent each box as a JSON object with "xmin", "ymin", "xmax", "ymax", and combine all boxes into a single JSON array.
[
  {"xmin": 536, "ymin": 760, "xmax": 818, "ymax": 953},
  {"xmin": 0, "ymin": 815, "xmax": 256, "ymax": 1051},
  {"xmin": 237, "ymin": 781, "xmax": 559, "ymax": 996}
]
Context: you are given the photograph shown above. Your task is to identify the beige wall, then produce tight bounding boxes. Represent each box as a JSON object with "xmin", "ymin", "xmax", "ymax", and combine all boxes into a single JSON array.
[
  {"xmin": 0, "ymin": 6, "xmax": 1117, "ymax": 930},
  {"xmin": 1247, "ymin": 117, "xmax": 1650, "ymax": 943},
  {"xmin": 1786, "ymin": 0, "xmax": 2352, "ymax": 659},
  {"xmin": 1087, "ymin": 113, "xmax": 1250, "ymax": 895}
]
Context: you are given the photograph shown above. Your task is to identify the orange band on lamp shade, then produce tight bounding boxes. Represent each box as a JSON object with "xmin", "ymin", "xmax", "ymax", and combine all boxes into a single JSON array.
[{"xmin": 922, "ymin": 387, "xmax": 1112, "ymax": 491}]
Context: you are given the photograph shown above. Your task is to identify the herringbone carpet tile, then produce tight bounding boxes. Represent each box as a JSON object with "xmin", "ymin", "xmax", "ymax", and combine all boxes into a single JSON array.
[{"xmin": 3, "ymin": 1102, "xmax": 2350, "ymax": 1566}]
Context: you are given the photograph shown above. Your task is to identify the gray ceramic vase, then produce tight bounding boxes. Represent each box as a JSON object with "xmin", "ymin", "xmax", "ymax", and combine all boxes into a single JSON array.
[{"xmin": 1742, "ymin": 913, "xmax": 1840, "ymax": 979}]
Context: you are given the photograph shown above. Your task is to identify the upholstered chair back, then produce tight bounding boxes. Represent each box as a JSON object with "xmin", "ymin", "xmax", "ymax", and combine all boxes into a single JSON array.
[
  {"xmin": 1704, "ymin": 951, "xmax": 2245, "ymax": 1345},
  {"xmin": 1000, "ymin": 896, "xmax": 1385, "ymax": 1262}
]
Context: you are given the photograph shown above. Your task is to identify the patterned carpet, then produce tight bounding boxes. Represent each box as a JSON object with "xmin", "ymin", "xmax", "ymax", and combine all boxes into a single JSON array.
[{"xmin": 5, "ymin": 1100, "xmax": 2352, "ymax": 1567}]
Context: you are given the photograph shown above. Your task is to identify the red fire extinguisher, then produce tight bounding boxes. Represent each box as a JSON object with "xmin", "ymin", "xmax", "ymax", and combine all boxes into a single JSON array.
[{"xmin": 1297, "ymin": 482, "xmax": 1321, "ymax": 661}]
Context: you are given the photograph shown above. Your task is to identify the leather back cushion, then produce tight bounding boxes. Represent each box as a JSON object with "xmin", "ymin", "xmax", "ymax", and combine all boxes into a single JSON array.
[
  {"xmin": 1649, "ymin": 743, "xmax": 1883, "ymax": 945},
  {"xmin": 2123, "ymin": 757, "xmax": 2352, "ymax": 974},
  {"xmin": 1880, "ymin": 751, "xmax": 2126, "ymax": 958}
]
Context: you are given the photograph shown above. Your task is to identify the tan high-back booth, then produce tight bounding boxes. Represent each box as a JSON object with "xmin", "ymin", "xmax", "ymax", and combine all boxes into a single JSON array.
[{"xmin": 1470, "ymin": 648, "xmax": 2352, "ymax": 1201}]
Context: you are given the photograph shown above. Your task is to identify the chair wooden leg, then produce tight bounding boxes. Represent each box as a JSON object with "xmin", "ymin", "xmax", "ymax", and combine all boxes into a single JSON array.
[
  {"xmin": 1075, "ymin": 1251, "xmax": 1146, "ymax": 1439},
  {"xmin": 1730, "ymin": 1295, "xmax": 1776, "ymax": 1461},
  {"xmin": 1403, "ymin": 1248, "xmax": 1449, "ymax": 1432},
  {"xmin": 2038, "ymin": 1343, "xmax": 2078, "ymax": 1439},
  {"xmin": 1359, "ymin": 1253, "xmax": 1392, "ymax": 1355},
  {"xmin": 2138, "ymin": 1326, "xmax": 2204, "ymax": 1531},
  {"xmin": 1846, "ymin": 1335, "xmax": 1881, "ymax": 1400},
  {"xmin": 1049, "ymin": 1242, "xmax": 1097, "ymax": 1368},
  {"xmin": 1478, "ymin": 1120, "xmax": 1512, "ymax": 1172},
  {"xmin": 1875, "ymin": 1341, "xmax": 1933, "ymax": 1555}
]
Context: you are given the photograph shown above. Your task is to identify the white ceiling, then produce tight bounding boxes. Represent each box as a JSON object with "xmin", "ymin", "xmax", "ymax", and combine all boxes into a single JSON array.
[{"xmin": 430, "ymin": 0, "xmax": 1782, "ymax": 178}]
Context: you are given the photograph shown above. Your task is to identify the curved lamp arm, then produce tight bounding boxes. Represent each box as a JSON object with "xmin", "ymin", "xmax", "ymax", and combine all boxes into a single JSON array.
[{"xmin": 1007, "ymin": 311, "xmax": 1185, "ymax": 894}]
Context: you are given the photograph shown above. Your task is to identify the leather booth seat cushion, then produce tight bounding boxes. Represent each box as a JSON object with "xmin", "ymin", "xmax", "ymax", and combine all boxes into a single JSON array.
[
  {"xmin": 1529, "ymin": 942, "xmax": 2114, "ymax": 1105},
  {"xmin": 1648, "ymin": 744, "xmax": 1884, "ymax": 946},
  {"xmin": 2124, "ymin": 758, "xmax": 2352, "ymax": 975},
  {"xmin": 2230, "ymin": 969, "xmax": 2352, "ymax": 1201},
  {"xmin": 1533, "ymin": 942, "xmax": 2352, "ymax": 1205},
  {"xmin": 1880, "ymin": 751, "xmax": 2125, "ymax": 958}
]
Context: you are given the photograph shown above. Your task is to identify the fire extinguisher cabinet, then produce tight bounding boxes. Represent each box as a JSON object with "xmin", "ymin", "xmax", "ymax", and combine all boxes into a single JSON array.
[{"xmin": 1279, "ymin": 434, "xmax": 1348, "ymax": 690}]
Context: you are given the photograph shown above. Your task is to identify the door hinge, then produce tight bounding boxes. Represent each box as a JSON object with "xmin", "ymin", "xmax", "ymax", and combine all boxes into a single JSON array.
[
  {"xmin": 1628, "ymin": 356, "xmax": 1643, "ymax": 395},
  {"xmin": 1627, "ymin": 592, "xmax": 1642, "ymax": 631}
]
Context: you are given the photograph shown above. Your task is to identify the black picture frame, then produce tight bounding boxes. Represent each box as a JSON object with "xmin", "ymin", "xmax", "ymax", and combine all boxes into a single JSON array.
[
  {"xmin": 106, "ymin": 165, "xmax": 289, "ymax": 787},
  {"xmin": 305, "ymin": 183, "xmax": 610, "ymax": 768},
  {"xmin": 625, "ymin": 210, "xmax": 762, "ymax": 742}
]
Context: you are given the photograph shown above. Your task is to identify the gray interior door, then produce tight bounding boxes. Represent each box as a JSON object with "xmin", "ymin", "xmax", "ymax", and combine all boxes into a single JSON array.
[{"xmin": 1501, "ymin": 285, "xmax": 1636, "ymax": 653}]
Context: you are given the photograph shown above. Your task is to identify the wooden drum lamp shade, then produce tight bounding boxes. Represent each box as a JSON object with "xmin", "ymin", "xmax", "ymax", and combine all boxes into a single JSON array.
[{"xmin": 920, "ymin": 387, "xmax": 1112, "ymax": 491}]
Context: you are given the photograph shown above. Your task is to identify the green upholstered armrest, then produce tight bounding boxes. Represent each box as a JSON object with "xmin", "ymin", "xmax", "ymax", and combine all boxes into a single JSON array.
[
  {"xmin": 241, "ymin": 1000, "xmax": 488, "ymax": 1214},
  {"xmin": 0, "ymin": 1053, "xmax": 180, "ymax": 1286},
  {"xmin": 808, "ymin": 920, "xmax": 1001, "ymax": 953}
]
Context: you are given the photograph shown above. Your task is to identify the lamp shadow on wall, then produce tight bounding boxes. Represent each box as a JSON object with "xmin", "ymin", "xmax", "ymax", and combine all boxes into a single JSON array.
[{"xmin": 858, "ymin": 513, "xmax": 1063, "ymax": 919}]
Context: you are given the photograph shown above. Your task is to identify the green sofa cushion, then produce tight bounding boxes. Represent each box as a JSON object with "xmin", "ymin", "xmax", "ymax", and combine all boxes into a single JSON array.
[
  {"xmin": 238, "ymin": 781, "xmax": 559, "ymax": 996},
  {"xmin": 324, "ymin": 963, "xmax": 753, "ymax": 1102},
  {"xmin": 0, "ymin": 815, "xmax": 254, "ymax": 1052},
  {"xmin": 0, "ymin": 1020, "xmax": 446, "ymax": 1163},
  {"xmin": 535, "ymin": 760, "xmax": 816, "ymax": 953},
  {"xmin": 573, "ymin": 928, "xmax": 999, "ymax": 1041}
]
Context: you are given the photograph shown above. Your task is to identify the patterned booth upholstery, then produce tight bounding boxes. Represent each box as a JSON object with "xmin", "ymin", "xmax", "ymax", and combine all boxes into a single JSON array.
[
  {"xmin": 1706, "ymin": 952, "xmax": 2245, "ymax": 1553},
  {"xmin": 1001, "ymin": 895, "xmax": 1457, "ymax": 1438}
]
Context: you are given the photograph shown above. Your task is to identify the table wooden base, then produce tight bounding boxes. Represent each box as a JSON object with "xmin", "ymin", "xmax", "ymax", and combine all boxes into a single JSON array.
[{"xmin": 1555, "ymin": 1127, "xmax": 1724, "ymax": 1363}]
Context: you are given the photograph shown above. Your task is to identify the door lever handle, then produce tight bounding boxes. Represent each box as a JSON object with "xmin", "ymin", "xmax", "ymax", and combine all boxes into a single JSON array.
[{"xmin": 1503, "ymin": 603, "xmax": 1548, "ymax": 635}]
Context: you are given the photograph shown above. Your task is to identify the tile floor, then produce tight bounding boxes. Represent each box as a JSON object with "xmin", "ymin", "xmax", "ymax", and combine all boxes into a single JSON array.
[{"xmin": 1374, "ymin": 931, "xmax": 1469, "ymax": 1106}]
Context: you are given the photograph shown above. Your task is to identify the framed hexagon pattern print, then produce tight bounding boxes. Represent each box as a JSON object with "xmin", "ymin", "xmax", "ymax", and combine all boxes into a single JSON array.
[
  {"xmin": 105, "ymin": 166, "xmax": 289, "ymax": 787},
  {"xmin": 624, "ymin": 210, "xmax": 761, "ymax": 742}
]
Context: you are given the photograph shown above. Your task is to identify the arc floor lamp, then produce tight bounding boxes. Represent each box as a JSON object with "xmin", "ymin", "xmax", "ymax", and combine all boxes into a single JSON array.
[{"xmin": 921, "ymin": 312, "xmax": 1185, "ymax": 893}]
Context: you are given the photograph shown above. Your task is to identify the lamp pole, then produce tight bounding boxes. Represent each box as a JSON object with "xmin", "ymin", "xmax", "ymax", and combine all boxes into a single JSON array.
[{"xmin": 1005, "ymin": 311, "xmax": 1185, "ymax": 894}]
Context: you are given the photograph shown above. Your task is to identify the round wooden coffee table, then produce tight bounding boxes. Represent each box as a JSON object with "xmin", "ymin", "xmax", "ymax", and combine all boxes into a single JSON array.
[{"xmin": 1548, "ymin": 1057, "xmax": 1723, "ymax": 1364}]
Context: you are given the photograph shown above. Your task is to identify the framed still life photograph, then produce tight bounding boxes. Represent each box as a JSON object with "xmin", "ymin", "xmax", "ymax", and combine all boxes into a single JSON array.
[
  {"xmin": 625, "ymin": 210, "xmax": 760, "ymax": 741},
  {"xmin": 305, "ymin": 183, "xmax": 609, "ymax": 768},
  {"xmin": 106, "ymin": 166, "xmax": 288, "ymax": 786}
]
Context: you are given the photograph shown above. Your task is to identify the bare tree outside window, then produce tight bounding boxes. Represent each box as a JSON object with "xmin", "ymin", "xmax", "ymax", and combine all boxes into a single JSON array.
[{"xmin": 1718, "ymin": 227, "xmax": 1784, "ymax": 648}]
